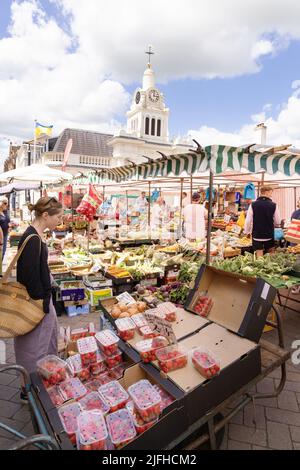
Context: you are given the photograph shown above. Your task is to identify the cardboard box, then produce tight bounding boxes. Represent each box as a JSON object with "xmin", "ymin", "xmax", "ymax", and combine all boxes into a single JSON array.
[
  {"xmin": 65, "ymin": 303, "xmax": 90, "ymax": 317},
  {"xmin": 86, "ymin": 287, "xmax": 113, "ymax": 307},
  {"xmin": 185, "ymin": 264, "xmax": 277, "ymax": 343},
  {"xmin": 60, "ymin": 281, "xmax": 85, "ymax": 302}
]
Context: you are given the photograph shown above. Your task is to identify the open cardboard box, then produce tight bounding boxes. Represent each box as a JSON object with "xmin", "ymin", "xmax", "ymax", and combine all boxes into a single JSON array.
[
  {"xmin": 118, "ymin": 363, "xmax": 187, "ymax": 450},
  {"xmin": 185, "ymin": 264, "xmax": 277, "ymax": 343}
]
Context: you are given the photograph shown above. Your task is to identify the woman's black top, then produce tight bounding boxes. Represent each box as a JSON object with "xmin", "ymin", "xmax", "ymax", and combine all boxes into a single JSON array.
[{"xmin": 17, "ymin": 226, "xmax": 51, "ymax": 313}]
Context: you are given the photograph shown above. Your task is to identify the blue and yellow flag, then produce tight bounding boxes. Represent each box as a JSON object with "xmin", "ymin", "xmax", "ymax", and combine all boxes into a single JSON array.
[{"xmin": 35, "ymin": 122, "xmax": 53, "ymax": 137}]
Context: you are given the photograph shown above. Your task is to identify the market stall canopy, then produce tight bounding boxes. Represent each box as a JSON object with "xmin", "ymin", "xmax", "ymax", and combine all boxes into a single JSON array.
[
  {"xmin": 0, "ymin": 164, "xmax": 73, "ymax": 183},
  {"xmin": 77, "ymin": 144, "xmax": 300, "ymax": 184},
  {"xmin": 0, "ymin": 182, "xmax": 41, "ymax": 194}
]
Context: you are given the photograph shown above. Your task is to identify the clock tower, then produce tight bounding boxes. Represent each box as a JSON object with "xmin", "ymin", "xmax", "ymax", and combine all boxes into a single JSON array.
[{"xmin": 126, "ymin": 49, "xmax": 169, "ymax": 143}]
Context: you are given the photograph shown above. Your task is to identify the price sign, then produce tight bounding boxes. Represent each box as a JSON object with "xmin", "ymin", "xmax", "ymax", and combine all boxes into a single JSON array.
[
  {"xmin": 144, "ymin": 312, "xmax": 177, "ymax": 344},
  {"xmin": 116, "ymin": 292, "xmax": 136, "ymax": 306},
  {"xmin": 224, "ymin": 214, "xmax": 231, "ymax": 224},
  {"xmin": 231, "ymin": 224, "xmax": 242, "ymax": 235}
]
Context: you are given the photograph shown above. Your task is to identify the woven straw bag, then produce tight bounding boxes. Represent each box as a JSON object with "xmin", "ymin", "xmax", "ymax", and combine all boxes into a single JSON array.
[{"xmin": 0, "ymin": 234, "xmax": 45, "ymax": 338}]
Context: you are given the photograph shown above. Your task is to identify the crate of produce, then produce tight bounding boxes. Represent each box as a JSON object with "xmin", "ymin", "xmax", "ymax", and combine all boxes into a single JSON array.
[
  {"xmin": 37, "ymin": 355, "xmax": 70, "ymax": 387},
  {"xmin": 78, "ymin": 391, "xmax": 110, "ymax": 415},
  {"xmin": 155, "ymin": 344, "xmax": 188, "ymax": 373},
  {"xmin": 128, "ymin": 379, "xmax": 161, "ymax": 423},
  {"xmin": 106, "ymin": 409, "xmax": 136, "ymax": 450},
  {"xmin": 95, "ymin": 330, "xmax": 119, "ymax": 357},
  {"xmin": 135, "ymin": 337, "xmax": 169, "ymax": 363},
  {"xmin": 104, "ymin": 349, "xmax": 123, "ymax": 369},
  {"xmin": 191, "ymin": 347, "xmax": 221, "ymax": 378},
  {"xmin": 60, "ymin": 281, "xmax": 85, "ymax": 301},
  {"xmin": 86, "ymin": 288, "xmax": 113, "ymax": 307},
  {"xmin": 66, "ymin": 354, "xmax": 91, "ymax": 382},
  {"xmin": 58, "ymin": 402, "xmax": 82, "ymax": 446},
  {"xmin": 59, "ymin": 377, "xmax": 88, "ymax": 401},
  {"xmin": 126, "ymin": 401, "xmax": 157, "ymax": 435},
  {"xmin": 77, "ymin": 336, "xmax": 98, "ymax": 367},
  {"xmin": 115, "ymin": 318, "xmax": 136, "ymax": 341},
  {"xmin": 98, "ymin": 380, "xmax": 129, "ymax": 413},
  {"xmin": 76, "ymin": 410, "xmax": 108, "ymax": 451}
]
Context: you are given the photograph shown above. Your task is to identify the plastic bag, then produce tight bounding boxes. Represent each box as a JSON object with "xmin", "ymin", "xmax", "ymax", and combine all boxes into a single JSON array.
[{"xmin": 76, "ymin": 185, "xmax": 102, "ymax": 221}]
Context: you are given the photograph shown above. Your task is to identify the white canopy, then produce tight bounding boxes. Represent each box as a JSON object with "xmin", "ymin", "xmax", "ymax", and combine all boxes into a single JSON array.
[{"xmin": 0, "ymin": 164, "xmax": 73, "ymax": 183}]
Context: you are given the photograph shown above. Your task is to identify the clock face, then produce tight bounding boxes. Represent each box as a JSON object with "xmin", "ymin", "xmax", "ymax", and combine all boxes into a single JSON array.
[
  {"xmin": 148, "ymin": 89, "xmax": 160, "ymax": 103},
  {"xmin": 135, "ymin": 91, "xmax": 141, "ymax": 104}
]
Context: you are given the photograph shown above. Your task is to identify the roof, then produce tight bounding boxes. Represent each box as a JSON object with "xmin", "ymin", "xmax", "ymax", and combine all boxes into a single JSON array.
[{"xmin": 53, "ymin": 128, "xmax": 113, "ymax": 158}]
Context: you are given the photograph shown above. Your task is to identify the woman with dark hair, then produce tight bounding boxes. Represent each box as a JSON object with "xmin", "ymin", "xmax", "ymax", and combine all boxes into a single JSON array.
[{"xmin": 14, "ymin": 197, "xmax": 63, "ymax": 402}]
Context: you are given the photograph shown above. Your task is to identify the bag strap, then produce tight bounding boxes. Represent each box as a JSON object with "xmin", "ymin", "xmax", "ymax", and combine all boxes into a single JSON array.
[{"xmin": 2, "ymin": 233, "xmax": 42, "ymax": 284}]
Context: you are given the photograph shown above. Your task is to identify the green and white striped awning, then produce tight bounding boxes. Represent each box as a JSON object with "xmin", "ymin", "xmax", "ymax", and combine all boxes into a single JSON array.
[{"xmin": 73, "ymin": 144, "xmax": 300, "ymax": 184}]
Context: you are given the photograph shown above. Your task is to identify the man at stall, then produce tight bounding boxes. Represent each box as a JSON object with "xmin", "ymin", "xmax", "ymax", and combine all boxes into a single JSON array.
[
  {"xmin": 135, "ymin": 191, "xmax": 148, "ymax": 211},
  {"xmin": 291, "ymin": 199, "xmax": 300, "ymax": 220},
  {"xmin": 183, "ymin": 192, "xmax": 208, "ymax": 241},
  {"xmin": 182, "ymin": 192, "xmax": 190, "ymax": 208},
  {"xmin": 244, "ymin": 186, "xmax": 281, "ymax": 257}
]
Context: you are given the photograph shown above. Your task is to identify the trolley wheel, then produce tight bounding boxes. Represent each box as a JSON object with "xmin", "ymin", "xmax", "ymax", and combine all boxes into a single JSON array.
[{"xmin": 175, "ymin": 413, "xmax": 226, "ymax": 450}]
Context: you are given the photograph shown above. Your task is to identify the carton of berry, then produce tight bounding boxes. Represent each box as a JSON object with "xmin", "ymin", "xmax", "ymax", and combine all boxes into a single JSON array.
[
  {"xmin": 78, "ymin": 391, "xmax": 110, "ymax": 415},
  {"xmin": 98, "ymin": 380, "xmax": 129, "ymax": 413},
  {"xmin": 77, "ymin": 336, "xmax": 98, "ymax": 367},
  {"xmin": 131, "ymin": 313, "xmax": 148, "ymax": 332},
  {"xmin": 157, "ymin": 302, "xmax": 177, "ymax": 322},
  {"xmin": 58, "ymin": 402, "xmax": 82, "ymax": 446},
  {"xmin": 47, "ymin": 385, "xmax": 67, "ymax": 407},
  {"xmin": 115, "ymin": 318, "xmax": 136, "ymax": 341},
  {"xmin": 135, "ymin": 337, "xmax": 169, "ymax": 363},
  {"xmin": 106, "ymin": 409, "xmax": 137, "ymax": 449},
  {"xmin": 126, "ymin": 401, "xmax": 157, "ymax": 434},
  {"xmin": 59, "ymin": 378, "xmax": 88, "ymax": 401},
  {"xmin": 89, "ymin": 350, "xmax": 107, "ymax": 376},
  {"xmin": 85, "ymin": 375, "xmax": 112, "ymax": 393},
  {"xmin": 70, "ymin": 326, "xmax": 94, "ymax": 342},
  {"xmin": 104, "ymin": 349, "xmax": 123, "ymax": 369},
  {"xmin": 77, "ymin": 410, "xmax": 108, "ymax": 451},
  {"xmin": 139, "ymin": 325, "xmax": 159, "ymax": 339},
  {"xmin": 191, "ymin": 348, "xmax": 220, "ymax": 378},
  {"xmin": 128, "ymin": 379, "xmax": 161, "ymax": 423},
  {"xmin": 66, "ymin": 354, "xmax": 91, "ymax": 382},
  {"xmin": 152, "ymin": 384, "xmax": 175, "ymax": 411},
  {"xmin": 155, "ymin": 344, "xmax": 188, "ymax": 373},
  {"xmin": 37, "ymin": 355, "xmax": 69, "ymax": 386},
  {"xmin": 193, "ymin": 295, "xmax": 213, "ymax": 317},
  {"xmin": 96, "ymin": 330, "xmax": 119, "ymax": 356}
]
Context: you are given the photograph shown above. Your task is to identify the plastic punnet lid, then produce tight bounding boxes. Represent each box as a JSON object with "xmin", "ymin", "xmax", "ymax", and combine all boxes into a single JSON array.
[
  {"xmin": 128, "ymin": 380, "xmax": 161, "ymax": 411},
  {"xmin": 59, "ymin": 378, "xmax": 88, "ymax": 400},
  {"xmin": 155, "ymin": 344, "xmax": 186, "ymax": 361},
  {"xmin": 106, "ymin": 409, "xmax": 136, "ymax": 446},
  {"xmin": 77, "ymin": 410, "xmax": 108, "ymax": 445},
  {"xmin": 66, "ymin": 354, "xmax": 85, "ymax": 374},
  {"xmin": 79, "ymin": 392, "xmax": 110, "ymax": 415},
  {"xmin": 115, "ymin": 318, "xmax": 135, "ymax": 332},
  {"xmin": 139, "ymin": 325, "xmax": 156, "ymax": 336},
  {"xmin": 77, "ymin": 336, "xmax": 98, "ymax": 355},
  {"xmin": 135, "ymin": 337, "xmax": 168, "ymax": 353},
  {"xmin": 37, "ymin": 355, "xmax": 68, "ymax": 377},
  {"xmin": 191, "ymin": 347, "xmax": 220, "ymax": 371},
  {"xmin": 58, "ymin": 402, "xmax": 82, "ymax": 435},
  {"xmin": 98, "ymin": 381, "xmax": 129, "ymax": 408},
  {"xmin": 95, "ymin": 330, "xmax": 119, "ymax": 347},
  {"xmin": 85, "ymin": 376, "xmax": 112, "ymax": 392},
  {"xmin": 48, "ymin": 385, "xmax": 66, "ymax": 407},
  {"xmin": 131, "ymin": 314, "xmax": 148, "ymax": 329}
]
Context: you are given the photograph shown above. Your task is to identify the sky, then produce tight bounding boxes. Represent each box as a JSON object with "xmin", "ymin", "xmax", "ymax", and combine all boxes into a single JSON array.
[{"xmin": 1, "ymin": 0, "xmax": 300, "ymax": 167}]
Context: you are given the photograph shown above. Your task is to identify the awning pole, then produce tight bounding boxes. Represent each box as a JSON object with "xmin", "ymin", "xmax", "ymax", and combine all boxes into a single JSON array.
[
  {"xmin": 71, "ymin": 184, "xmax": 75, "ymax": 246},
  {"xmin": 148, "ymin": 181, "xmax": 151, "ymax": 237},
  {"xmin": 190, "ymin": 174, "xmax": 193, "ymax": 200},
  {"xmin": 179, "ymin": 177, "xmax": 184, "ymax": 239},
  {"xmin": 206, "ymin": 170, "xmax": 214, "ymax": 266}
]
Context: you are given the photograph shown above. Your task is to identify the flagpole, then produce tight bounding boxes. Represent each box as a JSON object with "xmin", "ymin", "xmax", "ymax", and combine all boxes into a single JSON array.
[{"xmin": 33, "ymin": 119, "xmax": 37, "ymax": 164}]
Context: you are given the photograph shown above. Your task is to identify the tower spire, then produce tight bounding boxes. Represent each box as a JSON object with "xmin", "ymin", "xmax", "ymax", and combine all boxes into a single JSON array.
[{"xmin": 145, "ymin": 45, "xmax": 154, "ymax": 66}]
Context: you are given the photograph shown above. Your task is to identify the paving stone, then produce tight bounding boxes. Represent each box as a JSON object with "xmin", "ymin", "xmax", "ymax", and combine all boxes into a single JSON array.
[
  {"xmin": 289, "ymin": 425, "xmax": 300, "ymax": 443},
  {"xmin": 293, "ymin": 443, "xmax": 300, "ymax": 450},
  {"xmin": 228, "ymin": 424, "xmax": 267, "ymax": 446},
  {"xmin": 256, "ymin": 378, "xmax": 275, "ymax": 394},
  {"xmin": 228, "ymin": 439, "xmax": 251, "ymax": 450},
  {"xmin": 0, "ymin": 437, "xmax": 16, "ymax": 450},
  {"xmin": 0, "ymin": 400, "xmax": 22, "ymax": 419},
  {"xmin": 266, "ymin": 407, "xmax": 300, "ymax": 426},
  {"xmin": 6, "ymin": 377, "xmax": 21, "ymax": 389},
  {"xmin": 243, "ymin": 403, "xmax": 266, "ymax": 429},
  {"xmin": 278, "ymin": 390, "xmax": 299, "ymax": 412},
  {"xmin": 278, "ymin": 380, "xmax": 300, "ymax": 393},
  {"xmin": 252, "ymin": 445, "xmax": 271, "ymax": 450},
  {"xmin": 297, "ymin": 393, "xmax": 300, "ymax": 405},
  {"xmin": 0, "ymin": 386, "xmax": 19, "ymax": 401},
  {"xmin": 229, "ymin": 410, "xmax": 244, "ymax": 425},
  {"xmin": 219, "ymin": 425, "xmax": 228, "ymax": 450},
  {"xmin": 255, "ymin": 396, "xmax": 278, "ymax": 408},
  {"xmin": 20, "ymin": 422, "xmax": 35, "ymax": 438},
  {"xmin": 12, "ymin": 406, "xmax": 31, "ymax": 423},
  {"xmin": 0, "ymin": 372, "xmax": 18, "ymax": 386},
  {"xmin": 267, "ymin": 421, "xmax": 293, "ymax": 450},
  {"xmin": 0, "ymin": 417, "xmax": 28, "ymax": 439}
]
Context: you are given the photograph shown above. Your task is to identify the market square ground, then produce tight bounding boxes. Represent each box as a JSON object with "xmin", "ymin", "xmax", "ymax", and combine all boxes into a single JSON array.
[{"xmin": 0, "ymin": 291, "xmax": 299, "ymax": 451}]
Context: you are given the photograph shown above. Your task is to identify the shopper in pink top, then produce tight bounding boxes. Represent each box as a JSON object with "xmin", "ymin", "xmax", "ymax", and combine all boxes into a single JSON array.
[{"xmin": 183, "ymin": 192, "xmax": 208, "ymax": 241}]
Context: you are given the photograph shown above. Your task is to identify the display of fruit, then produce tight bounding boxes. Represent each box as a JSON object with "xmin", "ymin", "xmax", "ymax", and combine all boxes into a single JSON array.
[
  {"xmin": 135, "ymin": 337, "xmax": 169, "ymax": 363},
  {"xmin": 191, "ymin": 348, "xmax": 221, "ymax": 378},
  {"xmin": 155, "ymin": 345, "xmax": 188, "ymax": 373},
  {"xmin": 37, "ymin": 355, "xmax": 69, "ymax": 386},
  {"xmin": 106, "ymin": 409, "xmax": 137, "ymax": 449},
  {"xmin": 126, "ymin": 401, "xmax": 157, "ymax": 435},
  {"xmin": 139, "ymin": 325, "xmax": 159, "ymax": 339},
  {"xmin": 98, "ymin": 381, "xmax": 129, "ymax": 413},
  {"xmin": 48, "ymin": 385, "xmax": 66, "ymax": 407},
  {"xmin": 109, "ymin": 362, "xmax": 130, "ymax": 380},
  {"xmin": 58, "ymin": 402, "xmax": 82, "ymax": 446},
  {"xmin": 77, "ymin": 410, "xmax": 108, "ymax": 451},
  {"xmin": 115, "ymin": 318, "xmax": 136, "ymax": 341},
  {"xmin": 85, "ymin": 375, "xmax": 113, "ymax": 392},
  {"xmin": 59, "ymin": 378, "xmax": 88, "ymax": 401},
  {"xmin": 96, "ymin": 330, "xmax": 119, "ymax": 356},
  {"xmin": 77, "ymin": 337, "xmax": 98, "ymax": 367},
  {"xmin": 107, "ymin": 266, "xmax": 132, "ymax": 278},
  {"xmin": 193, "ymin": 294, "xmax": 213, "ymax": 317},
  {"xmin": 287, "ymin": 244, "xmax": 300, "ymax": 254},
  {"xmin": 66, "ymin": 354, "xmax": 91, "ymax": 382},
  {"xmin": 152, "ymin": 384, "xmax": 175, "ymax": 412},
  {"xmin": 89, "ymin": 350, "xmax": 107, "ymax": 376},
  {"xmin": 128, "ymin": 380, "xmax": 161, "ymax": 423},
  {"xmin": 70, "ymin": 324, "xmax": 96, "ymax": 342},
  {"xmin": 110, "ymin": 301, "xmax": 146, "ymax": 319},
  {"xmin": 156, "ymin": 302, "xmax": 177, "ymax": 322},
  {"xmin": 104, "ymin": 349, "xmax": 123, "ymax": 369},
  {"xmin": 79, "ymin": 392, "xmax": 110, "ymax": 415},
  {"xmin": 131, "ymin": 313, "xmax": 148, "ymax": 330}
]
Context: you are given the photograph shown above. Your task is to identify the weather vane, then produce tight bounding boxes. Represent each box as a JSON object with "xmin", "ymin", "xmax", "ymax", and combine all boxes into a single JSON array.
[{"xmin": 145, "ymin": 45, "xmax": 154, "ymax": 64}]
